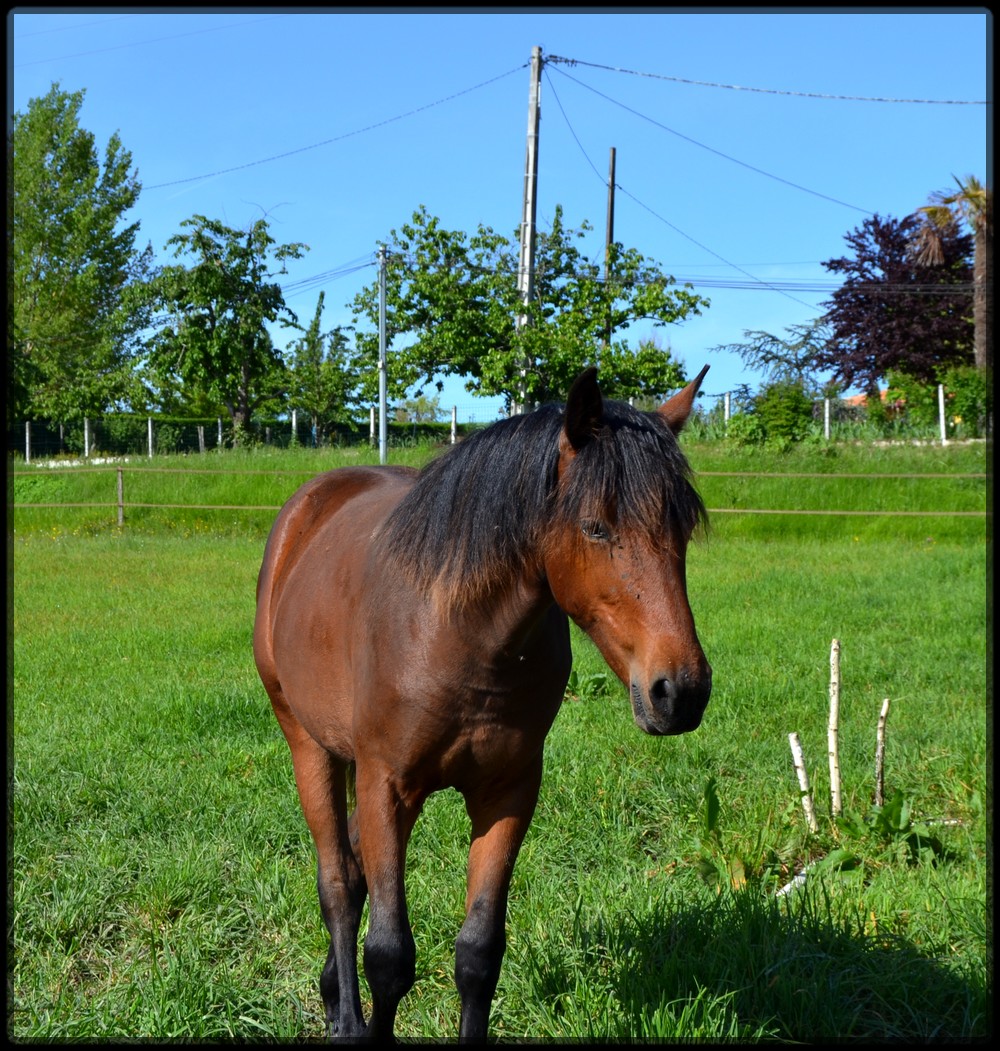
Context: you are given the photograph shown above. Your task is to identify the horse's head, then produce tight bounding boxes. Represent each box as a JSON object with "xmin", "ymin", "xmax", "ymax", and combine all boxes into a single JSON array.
[{"xmin": 544, "ymin": 367, "xmax": 712, "ymax": 736}]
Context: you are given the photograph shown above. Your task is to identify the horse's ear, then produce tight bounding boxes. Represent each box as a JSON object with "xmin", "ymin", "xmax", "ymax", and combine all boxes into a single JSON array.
[
  {"xmin": 562, "ymin": 367, "xmax": 603, "ymax": 452},
  {"xmin": 659, "ymin": 364, "xmax": 709, "ymax": 434}
]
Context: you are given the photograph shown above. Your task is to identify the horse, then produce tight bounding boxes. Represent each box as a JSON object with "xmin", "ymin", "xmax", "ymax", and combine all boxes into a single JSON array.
[{"xmin": 252, "ymin": 366, "xmax": 713, "ymax": 1041}]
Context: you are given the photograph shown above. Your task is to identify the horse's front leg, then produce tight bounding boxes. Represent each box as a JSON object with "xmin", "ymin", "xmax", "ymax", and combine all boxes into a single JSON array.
[
  {"xmin": 456, "ymin": 755, "xmax": 544, "ymax": 1042},
  {"xmin": 354, "ymin": 763, "xmax": 423, "ymax": 1042}
]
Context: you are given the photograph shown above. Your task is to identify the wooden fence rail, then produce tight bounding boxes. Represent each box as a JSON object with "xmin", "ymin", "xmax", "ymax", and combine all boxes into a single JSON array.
[{"xmin": 11, "ymin": 465, "xmax": 988, "ymax": 526}]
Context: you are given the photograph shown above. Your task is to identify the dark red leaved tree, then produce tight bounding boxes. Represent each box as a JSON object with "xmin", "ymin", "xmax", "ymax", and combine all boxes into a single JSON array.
[{"xmin": 816, "ymin": 213, "xmax": 973, "ymax": 394}]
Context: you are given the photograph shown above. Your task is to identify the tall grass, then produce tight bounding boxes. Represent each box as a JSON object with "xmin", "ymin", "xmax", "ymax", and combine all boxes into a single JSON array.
[{"xmin": 9, "ymin": 440, "xmax": 988, "ymax": 1040}]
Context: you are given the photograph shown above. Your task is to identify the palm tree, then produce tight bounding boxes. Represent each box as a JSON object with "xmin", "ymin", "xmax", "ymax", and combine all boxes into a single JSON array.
[{"xmin": 914, "ymin": 175, "xmax": 992, "ymax": 372}]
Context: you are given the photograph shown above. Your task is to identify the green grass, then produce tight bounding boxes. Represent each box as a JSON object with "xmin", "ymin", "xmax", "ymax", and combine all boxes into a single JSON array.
[{"xmin": 9, "ymin": 440, "xmax": 988, "ymax": 1040}]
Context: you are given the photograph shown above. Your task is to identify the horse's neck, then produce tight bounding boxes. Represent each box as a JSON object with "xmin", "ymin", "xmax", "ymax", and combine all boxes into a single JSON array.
[{"xmin": 446, "ymin": 568, "xmax": 559, "ymax": 664}]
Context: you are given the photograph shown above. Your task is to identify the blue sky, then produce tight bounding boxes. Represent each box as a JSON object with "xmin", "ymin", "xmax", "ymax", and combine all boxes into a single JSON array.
[{"xmin": 9, "ymin": 7, "xmax": 990, "ymax": 420}]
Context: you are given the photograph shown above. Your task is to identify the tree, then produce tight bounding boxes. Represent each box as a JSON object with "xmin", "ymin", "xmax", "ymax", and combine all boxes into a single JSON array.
[
  {"xmin": 286, "ymin": 291, "xmax": 361, "ymax": 444},
  {"xmin": 395, "ymin": 394, "xmax": 447, "ymax": 423},
  {"xmin": 815, "ymin": 213, "xmax": 973, "ymax": 394},
  {"xmin": 9, "ymin": 83, "xmax": 155, "ymax": 426},
  {"xmin": 149, "ymin": 214, "xmax": 306, "ymax": 443},
  {"xmin": 711, "ymin": 319, "xmax": 830, "ymax": 393},
  {"xmin": 350, "ymin": 205, "xmax": 708, "ymax": 408},
  {"xmin": 914, "ymin": 175, "xmax": 992, "ymax": 373}
]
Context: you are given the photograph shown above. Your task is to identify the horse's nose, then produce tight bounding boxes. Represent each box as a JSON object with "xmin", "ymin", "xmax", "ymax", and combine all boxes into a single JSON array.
[{"xmin": 631, "ymin": 662, "xmax": 712, "ymax": 736}]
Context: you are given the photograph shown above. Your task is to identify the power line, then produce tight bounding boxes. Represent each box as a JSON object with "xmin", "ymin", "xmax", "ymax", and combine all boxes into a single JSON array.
[
  {"xmin": 144, "ymin": 65, "xmax": 526, "ymax": 191},
  {"xmin": 546, "ymin": 62, "xmax": 874, "ymax": 216},
  {"xmin": 15, "ymin": 13, "xmax": 138, "ymax": 37},
  {"xmin": 543, "ymin": 68, "xmax": 817, "ymax": 310},
  {"xmin": 337, "ymin": 249, "xmax": 973, "ymax": 297},
  {"xmin": 281, "ymin": 257, "xmax": 377, "ymax": 299},
  {"xmin": 545, "ymin": 54, "xmax": 988, "ymax": 105},
  {"xmin": 14, "ymin": 14, "xmax": 288, "ymax": 67}
]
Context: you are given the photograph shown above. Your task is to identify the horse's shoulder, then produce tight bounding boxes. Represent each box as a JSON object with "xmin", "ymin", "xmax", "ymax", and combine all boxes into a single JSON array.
[{"xmin": 258, "ymin": 466, "xmax": 417, "ymax": 597}]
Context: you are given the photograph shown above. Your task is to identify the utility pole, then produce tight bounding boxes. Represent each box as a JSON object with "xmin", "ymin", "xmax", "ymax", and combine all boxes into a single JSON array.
[
  {"xmin": 377, "ymin": 244, "xmax": 388, "ymax": 464},
  {"xmin": 603, "ymin": 146, "xmax": 616, "ymax": 362},
  {"xmin": 516, "ymin": 45, "xmax": 542, "ymax": 412}
]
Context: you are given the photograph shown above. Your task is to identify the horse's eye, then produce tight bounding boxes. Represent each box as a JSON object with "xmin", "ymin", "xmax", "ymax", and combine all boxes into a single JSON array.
[{"xmin": 581, "ymin": 520, "xmax": 611, "ymax": 543}]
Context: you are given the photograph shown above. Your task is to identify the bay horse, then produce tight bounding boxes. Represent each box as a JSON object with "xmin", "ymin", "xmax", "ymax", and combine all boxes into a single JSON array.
[{"xmin": 252, "ymin": 366, "xmax": 712, "ymax": 1041}]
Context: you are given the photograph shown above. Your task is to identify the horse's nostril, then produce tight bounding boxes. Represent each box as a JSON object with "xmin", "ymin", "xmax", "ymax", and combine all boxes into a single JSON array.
[{"xmin": 650, "ymin": 677, "xmax": 676, "ymax": 705}]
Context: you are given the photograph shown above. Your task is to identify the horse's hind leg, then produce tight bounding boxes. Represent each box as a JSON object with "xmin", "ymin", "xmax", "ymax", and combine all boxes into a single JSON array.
[{"xmin": 273, "ymin": 707, "xmax": 366, "ymax": 1038}]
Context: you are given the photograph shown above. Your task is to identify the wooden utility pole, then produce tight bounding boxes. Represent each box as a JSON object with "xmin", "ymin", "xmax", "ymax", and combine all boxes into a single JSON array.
[
  {"xmin": 603, "ymin": 146, "xmax": 616, "ymax": 359},
  {"xmin": 516, "ymin": 46, "xmax": 542, "ymax": 412}
]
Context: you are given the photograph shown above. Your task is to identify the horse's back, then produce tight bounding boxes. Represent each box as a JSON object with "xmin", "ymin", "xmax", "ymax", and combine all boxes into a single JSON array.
[{"xmin": 253, "ymin": 465, "xmax": 417, "ymax": 757}]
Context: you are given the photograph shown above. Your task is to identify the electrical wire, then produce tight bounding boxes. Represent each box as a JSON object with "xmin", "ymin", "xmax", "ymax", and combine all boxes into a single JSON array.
[
  {"xmin": 13, "ymin": 14, "xmax": 288, "ymax": 67},
  {"xmin": 546, "ymin": 62, "xmax": 874, "ymax": 216},
  {"xmin": 543, "ymin": 68, "xmax": 819, "ymax": 310},
  {"xmin": 281, "ymin": 257, "xmax": 377, "ymax": 299},
  {"xmin": 144, "ymin": 65, "xmax": 527, "ymax": 191},
  {"xmin": 544, "ymin": 54, "xmax": 988, "ymax": 105}
]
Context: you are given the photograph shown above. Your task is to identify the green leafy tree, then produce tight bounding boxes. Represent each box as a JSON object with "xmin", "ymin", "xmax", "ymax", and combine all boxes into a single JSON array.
[
  {"xmin": 149, "ymin": 214, "xmax": 306, "ymax": 444},
  {"xmin": 9, "ymin": 83, "xmax": 155, "ymax": 426},
  {"xmin": 395, "ymin": 393, "xmax": 447, "ymax": 423},
  {"xmin": 286, "ymin": 291, "xmax": 361, "ymax": 444},
  {"xmin": 351, "ymin": 205, "xmax": 708, "ymax": 408}
]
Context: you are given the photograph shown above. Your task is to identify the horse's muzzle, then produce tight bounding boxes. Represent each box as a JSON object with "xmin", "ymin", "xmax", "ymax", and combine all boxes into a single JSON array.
[{"xmin": 630, "ymin": 664, "xmax": 712, "ymax": 736}]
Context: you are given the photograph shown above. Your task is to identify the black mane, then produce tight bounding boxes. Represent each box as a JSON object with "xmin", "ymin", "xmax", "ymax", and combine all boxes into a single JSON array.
[{"xmin": 378, "ymin": 398, "xmax": 706, "ymax": 606}]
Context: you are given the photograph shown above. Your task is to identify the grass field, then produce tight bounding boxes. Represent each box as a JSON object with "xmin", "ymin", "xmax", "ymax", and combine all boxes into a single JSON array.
[{"xmin": 9, "ymin": 438, "xmax": 989, "ymax": 1040}]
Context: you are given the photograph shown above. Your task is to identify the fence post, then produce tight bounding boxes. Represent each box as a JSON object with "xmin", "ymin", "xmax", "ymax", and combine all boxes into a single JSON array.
[
  {"xmin": 291, "ymin": 408, "xmax": 297, "ymax": 445},
  {"xmin": 217, "ymin": 418, "xmax": 223, "ymax": 450},
  {"xmin": 824, "ymin": 398, "xmax": 831, "ymax": 441},
  {"xmin": 938, "ymin": 384, "xmax": 948, "ymax": 446},
  {"xmin": 117, "ymin": 466, "xmax": 124, "ymax": 527},
  {"xmin": 724, "ymin": 392, "xmax": 731, "ymax": 427},
  {"xmin": 84, "ymin": 418, "xmax": 90, "ymax": 458},
  {"xmin": 451, "ymin": 406, "xmax": 457, "ymax": 444},
  {"xmin": 148, "ymin": 417, "xmax": 154, "ymax": 458},
  {"xmin": 370, "ymin": 407, "xmax": 376, "ymax": 447},
  {"xmin": 25, "ymin": 421, "xmax": 31, "ymax": 465}
]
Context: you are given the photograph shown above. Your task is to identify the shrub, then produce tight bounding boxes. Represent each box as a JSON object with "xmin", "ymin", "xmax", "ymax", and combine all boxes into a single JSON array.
[
  {"xmin": 887, "ymin": 366, "xmax": 992, "ymax": 438},
  {"xmin": 725, "ymin": 411, "xmax": 766, "ymax": 446},
  {"xmin": 753, "ymin": 380, "xmax": 814, "ymax": 442},
  {"xmin": 940, "ymin": 364, "xmax": 991, "ymax": 437}
]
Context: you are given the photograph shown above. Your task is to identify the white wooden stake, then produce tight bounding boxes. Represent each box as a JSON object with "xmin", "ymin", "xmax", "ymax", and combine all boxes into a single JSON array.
[
  {"xmin": 875, "ymin": 697, "xmax": 890, "ymax": 806},
  {"xmin": 828, "ymin": 639, "xmax": 842, "ymax": 817},
  {"xmin": 789, "ymin": 732, "xmax": 819, "ymax": 833}
]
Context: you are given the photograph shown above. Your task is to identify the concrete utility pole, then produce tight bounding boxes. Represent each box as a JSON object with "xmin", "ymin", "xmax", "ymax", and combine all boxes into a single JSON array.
[
  {"xmin": 378, "ymin": 244, "xmax": 388, "ymax": 464},
  {"xmin": 516, "ymin": 46, "xmax": 542, "ymax": 412},
  {"xmin": 605, "ymin": 147, "xmax": 616, "ymax": 274},
  {"xmin": 603, "ymin": 146, "xmax": 616, "ymax": 361}
]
